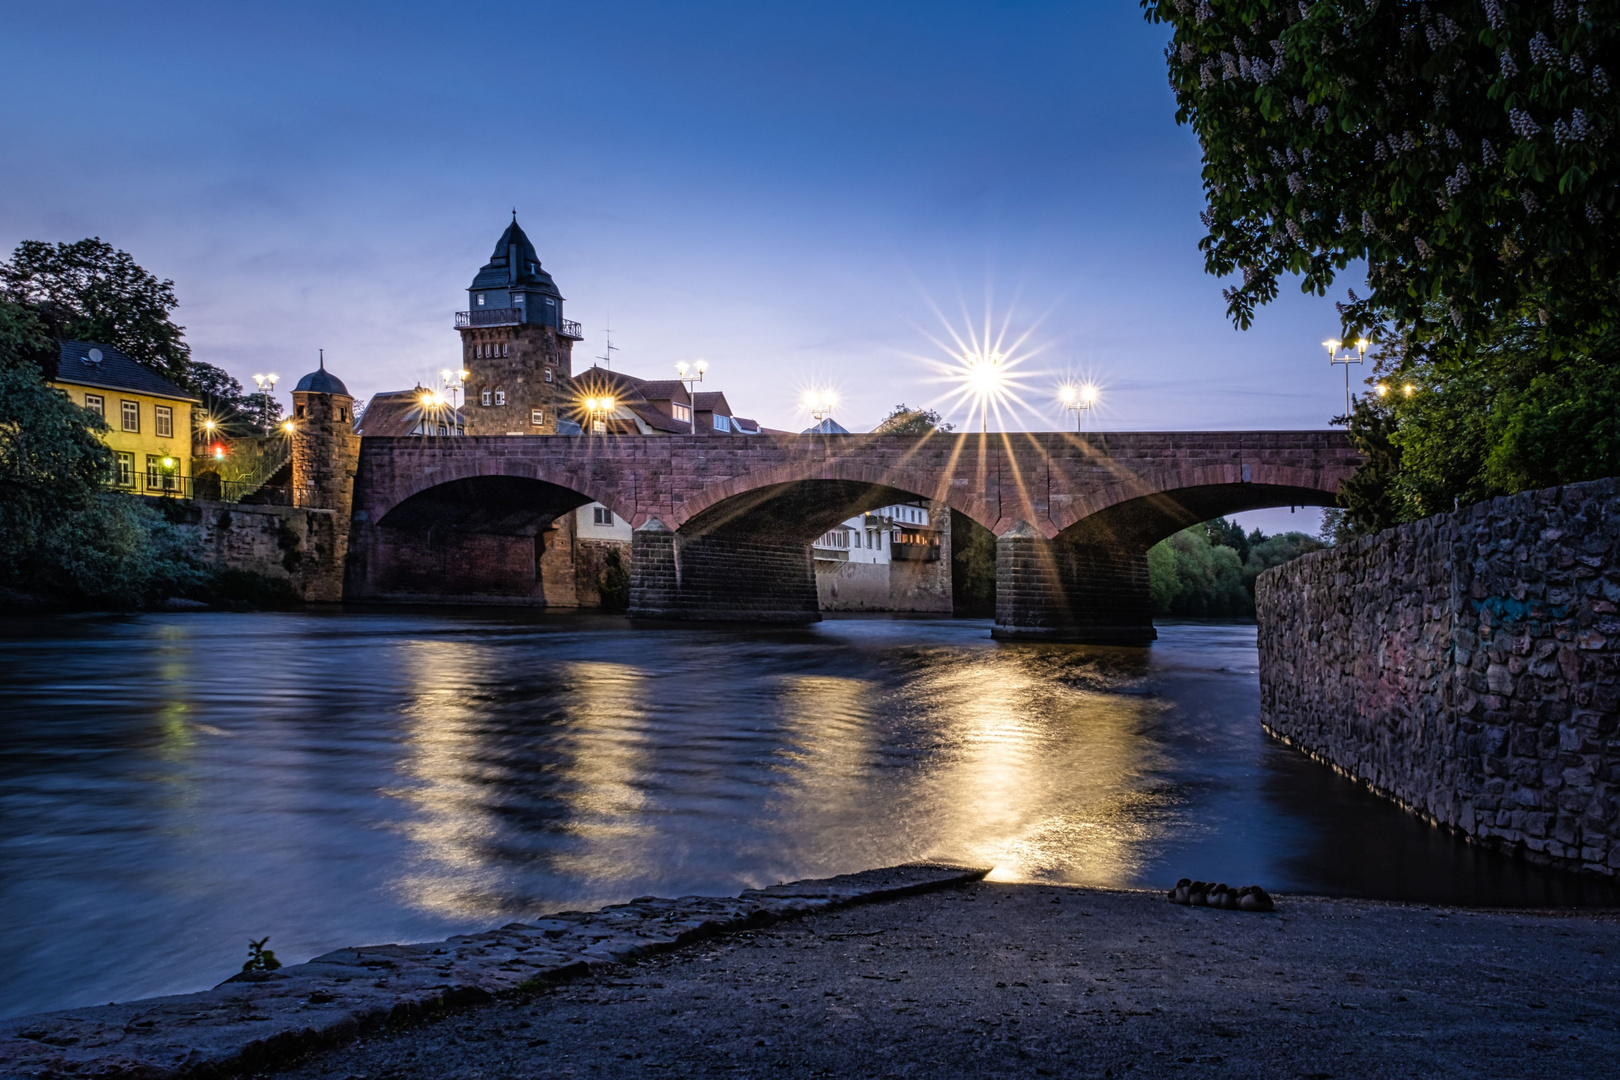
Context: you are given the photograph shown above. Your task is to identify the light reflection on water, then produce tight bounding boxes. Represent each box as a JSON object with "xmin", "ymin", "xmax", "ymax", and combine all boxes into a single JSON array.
[{"xmin": 0, "ymin": 611, "xmax": 1611, "ymax": 1020}]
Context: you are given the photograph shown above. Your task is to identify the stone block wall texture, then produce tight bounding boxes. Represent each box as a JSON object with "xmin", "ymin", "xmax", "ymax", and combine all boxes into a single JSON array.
[
  {"xmin": 816, "ymin": 560, "xmax": 892, "ymax": 610},
  {"xmin": 162, "ymin": 500, "xmax": 341, "ymax": 601},
  {"xmin": 1257, "ymin": 477, "xmax": 1620, "ymax": 877}
]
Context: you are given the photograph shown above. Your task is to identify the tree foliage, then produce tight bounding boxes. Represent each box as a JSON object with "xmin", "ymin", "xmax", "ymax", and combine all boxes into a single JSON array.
[
  {"xmin": 874, "ymin": 404, "xmax": 955, "ymax": 435},
  {"xmin": 1143, "ymin": 0, "xmax": 1620, "ymax": 348},
  {"xmin": 1147, "ymin": 517, "xmax": 1324, "ymax": 614},
  {"xmin": 1, "ymin": 238, "xmax": 192, "ymax": 385},
  {"xmin": 1340, "ymin": 326, "xmax": 1620, "ymax": 528}
]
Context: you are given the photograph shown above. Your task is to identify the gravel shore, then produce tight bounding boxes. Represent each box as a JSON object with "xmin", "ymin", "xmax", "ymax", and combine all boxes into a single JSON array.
[{"xmin": 270, "ymin": 880, "xmax": 1620, "ymax": 1080}]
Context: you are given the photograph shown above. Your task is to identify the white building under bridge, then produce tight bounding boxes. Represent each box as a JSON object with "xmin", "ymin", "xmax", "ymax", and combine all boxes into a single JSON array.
[{"xmin": 812, "ymin": 502, "xmax": 949, "ymax": 611}]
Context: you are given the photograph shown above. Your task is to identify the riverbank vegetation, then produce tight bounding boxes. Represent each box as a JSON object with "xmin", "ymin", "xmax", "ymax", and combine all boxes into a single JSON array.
[
  {"xmin": 1147, "ymin": 518, "xmax": 1324, "ymax": 616},
  {"xmin": 0, "ymin": 240, "xmax": 291, "ymax": 611},
  {"xmin": 1145, "ymin": 0, "xmax": 1620, "ymax": 531}
]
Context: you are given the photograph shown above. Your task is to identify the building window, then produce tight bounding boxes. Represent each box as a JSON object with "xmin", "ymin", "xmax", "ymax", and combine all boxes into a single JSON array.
[
  {"xmin": 531, "ymin": 409, "xmax": 544, "ymax": 426},
  {"xmin": 121, "ymin": 400, "xmax": 139, "ymax": 432},
  {"xmin": 115, "ymin": 451, "xmax": 134, "ymax": 488},
  {"xmin": 146, "ymin": 454, "xmax": 178, "ymax": 493},
  {"xmin": 477, "ymin": 293, "xmax": 486, "ymax": 306},
  {"xmin": 546, "ymin": 297, "xmax": 556, "ymax": 306},
  {"xmin": 481, "ymin": 389, "xmax": 492, "ymax": 406},
  {"xmin": 438, "ymin": 423, "xmax": 448, "ymax": 436},
  {"xmin": 593, "ymin": 419, "xmax": 606, "ymax": 433},
  {"xmin": 494, "ymin": 389, "xmax": 506, "ymax": 406},
  {"xmin": 545, "ymin": 368, "xmax": 553, "ymax": 383},
  {"xmin": 339, "ymin": 407, "xmax": 347, "ymax": 422},
  {"xmin": 714, "ymin": 415, "xmax": 731, "ymax": 432},
  {"xmin": 672, "ymin": 402, "xmax": 691, "ymax": 422},
  {"xmin": 513, "ymin": 293, "xmax": 524, "ymax": 304},
  {"xmin": 593, "ymin": 506, "xmax": 612, "ymax": 525},
  {"xmin": 84, "ymin": 393, "xmax": 104, "ymax": 419},
  {"xmin": 502, "ymin": 343, "xmax": 509, "ymax": 358}
]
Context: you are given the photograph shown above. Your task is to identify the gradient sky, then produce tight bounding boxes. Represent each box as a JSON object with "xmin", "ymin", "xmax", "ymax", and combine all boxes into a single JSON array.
[{"xmin": 3, "ymin": 1, "xmax": 1363, "ymax": 531}]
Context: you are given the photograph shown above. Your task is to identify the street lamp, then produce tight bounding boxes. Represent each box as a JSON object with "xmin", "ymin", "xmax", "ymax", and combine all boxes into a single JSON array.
[
  {"xmin": 584, "ymin": 395, "xmax": 616, "ymax": 434},
  {"xmin": 962, "ymin": 350, "xmax": 1005, "ymax": 434},
  {"xmin": 1058, "ymin": 383, "xmax": 1099, "ymax": 432},
  {"xmin": 251, "ymin": 373, "xmax": 279, "ymax": 432},
  {"xmin": 438, "ymin": 368, "xmax": 470, "ymax": 410},
  {"xmin": 1322, "ymin": 337, "xmax": 1369, "ymax": 419},
  {"xmin": 675, "ymin": 360, "xmax": 707, "ymax": 434},
  {"xmin": 803, "ymin": 391, "xmax": 837, "ymax": 426}
]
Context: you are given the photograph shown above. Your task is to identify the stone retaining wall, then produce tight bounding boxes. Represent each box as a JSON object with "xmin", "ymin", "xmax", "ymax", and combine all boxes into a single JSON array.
[
  {"xmin": 157, "ymin": 499, "xmax": 343, "ymax": 602},
  {"xmin": 1257, "ymin": 478, "xmax": 1620, "ymax": 876}
]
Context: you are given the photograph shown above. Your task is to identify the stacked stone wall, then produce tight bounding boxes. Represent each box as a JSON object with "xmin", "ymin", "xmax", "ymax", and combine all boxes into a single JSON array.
[
  {"xmin": 159, "ymin": 500, "xmax": 340, "ymax": 601},
  {"xmin": 1257, "ymin": 478, "xmax": 1620, "ymax": 876}
]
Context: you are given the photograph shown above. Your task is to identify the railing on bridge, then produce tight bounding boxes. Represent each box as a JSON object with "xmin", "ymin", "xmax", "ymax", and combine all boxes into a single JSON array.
[{"xmin": 114, "ymin": 472, "xmax": 293, "ymax": 505}]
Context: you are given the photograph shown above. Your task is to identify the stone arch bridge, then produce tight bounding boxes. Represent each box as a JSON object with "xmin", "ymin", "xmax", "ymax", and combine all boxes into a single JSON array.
[{"xmin": 345, "ymin": 430, "xmax": 1358, "ymax": 643}]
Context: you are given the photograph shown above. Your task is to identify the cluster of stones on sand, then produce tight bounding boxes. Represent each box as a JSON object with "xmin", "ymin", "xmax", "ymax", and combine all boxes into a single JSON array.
[{"xmin": 1166, "ymin": 878, "xmax": 1275, "ymax": 911}]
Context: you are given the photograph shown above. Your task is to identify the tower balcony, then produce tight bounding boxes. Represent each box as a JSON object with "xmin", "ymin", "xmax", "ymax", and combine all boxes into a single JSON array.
[
  {"xmin": 456, "ymin": 308, "xmax": 521, "ymax": 328},
  {"xmin": 453, "ymin": 310, "xmax": 584, "ymax": 339}
]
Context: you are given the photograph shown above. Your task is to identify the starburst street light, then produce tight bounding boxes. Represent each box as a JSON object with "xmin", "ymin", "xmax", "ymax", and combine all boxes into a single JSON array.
[
  {"xmin": 251, "ymin": 373, "xmax": 279, "ymax": 433},
  {"xmin": 961, "ymin": 350, "xmax": 1006, "ymax": 434},
  {"xmin": 675, "ymin": 359, "xmax": 708, "ymax": 435},
  {"xmin": 583, "ymin": 395, "xmax": 617, "ymax": 433},
  {"xmin": 1058, "ymin": 383, "xmax": 1100, "ymax": 432},
  {"xmin": 802, "ymin": 390, "xmax": 838, "ymax": 425},
  {"xmin": 1323, "ymin": 337, "xmax": 1370, "ymax": 419}
]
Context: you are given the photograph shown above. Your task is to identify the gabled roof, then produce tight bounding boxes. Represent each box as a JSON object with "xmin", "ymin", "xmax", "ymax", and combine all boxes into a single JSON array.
[
  {"xmin": 53, "ymin": 340, "xmax": 199, "ymax": 403},
  {"xmin": 693, "ymin": 390, "xmax": 734, "ymax": 416},
  {"xmin": 469, "ymin": 215, "xmax": 562, "ymax": 296},
  {"xmin": 356, "ymin": 389, "xmax": 464, "ymax": 436}
]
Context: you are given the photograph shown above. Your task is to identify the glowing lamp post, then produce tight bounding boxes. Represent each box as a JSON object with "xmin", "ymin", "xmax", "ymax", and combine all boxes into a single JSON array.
[
  {"xmin": 675, "ymin": 360, "xmax": 707, "ymax": 434},
  {"xmin": 251, "ymin": 373, "xmax": 279, "ymax": 433},
  {"xmin": 803, "ymin": 391, "xmax": 837, "ymax": 426},
  {"xmin": 1323, "ymin": 338, "xmax": 1369, "ymax": 419},
  {"xmin": 438, "ymin": 368, "xmax": 470, "ymax": 411},
  {"xmin": 584, "ymin": 395, "xmax": 616, "ymax": 434},
  {"xmin": 962, "ymin": 350, "xmax": 1005, "ymax": 434},
  {"xmin": 1058, "ymin": 383, "xmax": 1099, "ymax": 432}
]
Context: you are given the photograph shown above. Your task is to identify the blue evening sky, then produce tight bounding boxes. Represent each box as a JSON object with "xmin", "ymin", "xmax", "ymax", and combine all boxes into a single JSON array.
[{"xmin": 2, "ymin": 1, "xmax": 1360, "ymax": 529}]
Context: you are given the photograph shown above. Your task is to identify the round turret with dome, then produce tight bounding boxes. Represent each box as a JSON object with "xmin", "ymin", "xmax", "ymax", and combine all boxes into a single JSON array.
[{"xmin": 289, "ymin": 351, "xmax": 359, "ymax": 601}]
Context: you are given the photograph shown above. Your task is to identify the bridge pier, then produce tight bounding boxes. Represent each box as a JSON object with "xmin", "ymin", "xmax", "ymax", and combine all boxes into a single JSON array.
[
  {"xmin": 629, "ymin": 520, "xmax": 821, "ymax": 624},
  {"xmin": 992, "ymin": 522, "xmax": 1155, "ymax": 645}
]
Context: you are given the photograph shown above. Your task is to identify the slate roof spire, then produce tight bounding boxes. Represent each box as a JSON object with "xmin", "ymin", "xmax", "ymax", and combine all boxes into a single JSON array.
[{"xmin": 470, "ymin": 213, "xmax": 560, "ymax": 296}]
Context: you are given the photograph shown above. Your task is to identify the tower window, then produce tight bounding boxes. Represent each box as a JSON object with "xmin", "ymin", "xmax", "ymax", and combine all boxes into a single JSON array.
[
  {"xmin": 513, "ymin": 294, "xmax": 524, "ymax": 304},
  {"xmin": 494, "ymin": 389, "xmax": 506, "ymax": 406},
  {"xmin": 545, "ymin": 368, "xmax": 553, "ymax": 383},
  {"xmin": 477, "ymin": 293, "xmax": 486, "ymax": 306},
  {"xmin": 296, "ymin": 404, "xmax": 306, "ymax": 419},
  {"xmin": 545, "ymin": 297, "xmax": 555, "ymax": 306},
  {"xmin": 481, "ymin": 389, "xmax": 492, "ymax": 406},
  {"xmin": 531, "ymin": 409, "xmax": 544, "ymax": 426},
  {"xmin": 502, "ymin": 343, "xmax": 509, "ymax": 358}
]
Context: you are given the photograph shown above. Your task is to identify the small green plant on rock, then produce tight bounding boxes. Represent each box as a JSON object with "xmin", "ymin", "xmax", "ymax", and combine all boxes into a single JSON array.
[{"xmin": 242, "ymin": 936, "xmax": 281, "ymax": 972}]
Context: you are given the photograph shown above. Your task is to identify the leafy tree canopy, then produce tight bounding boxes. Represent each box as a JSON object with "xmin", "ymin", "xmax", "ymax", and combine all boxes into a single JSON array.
[
  {"xmin": 0, "ymin": 238, "xmax": 191, "ymax": 385},
  {"xmin": 1142, "ymin": 0, "xmax": 1620, "ymax": 349},
  {"xmin": 1148, "ymin": 516, "xmax": 1324, "ymax": 614},
  {"xmin": 874, "ymin": 404, "xmax": 955, "ymax": 435}
]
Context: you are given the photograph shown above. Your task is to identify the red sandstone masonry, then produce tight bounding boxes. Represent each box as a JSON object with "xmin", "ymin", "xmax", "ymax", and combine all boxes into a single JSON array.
[{"xmin": 353, "ymin": 431, "xmax": 1357, "ymax": 540}]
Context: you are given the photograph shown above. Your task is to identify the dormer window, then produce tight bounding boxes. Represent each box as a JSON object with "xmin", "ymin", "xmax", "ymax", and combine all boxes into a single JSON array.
[
  {"xmin": 714, "ymin": 415, "xmax": 732, "ymax": 432},
  {"xmin": 477, "ymin": 293, "xmax": 486, "ymax": 306},
  {"xmin": 545, "ymin": 297, "xmax": 556, "ymax": 306},
  {"xmin": 672, "ymin": 402, "xmax": 692, "ymax": 422},
  {"xmin": 513, "ymin": 294, "xmax": 524, "ymax": 304}
]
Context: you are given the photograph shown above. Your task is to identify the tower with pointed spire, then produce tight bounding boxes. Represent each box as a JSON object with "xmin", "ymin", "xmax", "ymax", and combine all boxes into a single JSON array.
[{"xmin": 457, "ymin": 213, "xmax": 582, "ymax": 435}]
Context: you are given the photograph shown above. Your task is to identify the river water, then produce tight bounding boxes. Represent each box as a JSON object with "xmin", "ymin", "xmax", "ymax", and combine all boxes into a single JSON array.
[{"xmin": 0, "ymin": 612, "xmax": 1611, "ymax": 1019}]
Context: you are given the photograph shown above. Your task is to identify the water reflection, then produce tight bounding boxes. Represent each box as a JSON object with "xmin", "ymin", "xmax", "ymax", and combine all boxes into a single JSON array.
[{"xmin": 0, "ymin": 612, "xmax": 1611, "ymax": 1022}]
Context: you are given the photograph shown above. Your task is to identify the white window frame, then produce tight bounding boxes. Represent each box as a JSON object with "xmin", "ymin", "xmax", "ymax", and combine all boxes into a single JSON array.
[
  {"xmin": 84, "ymin": 393, "xmax": 104, "ymax": 418},
  {"xmin": 477, "ymin": 293, "xmax": 486, "ymax": 306},
  {"xmin": 531, "ymin": 408, "xmax": 545, "ymax": 426},
  {"xmin": 154, "ymin": 404, "xmax": 173, "ymax": 439},
  {"xmin": 121, "ymin": 400, "xmax": 139, "ymax": 433},
  {"xmin": 593, "ymin": 506, "xmax": 612, "ymax": 525},
  {"xmin": 494, "ymin": 389, "xmax": 506, "ymax": 406},
  {"xmin": 672, "ymin": 402, "xmax": 692, "ymax": 422},
  {"xmin": 481, "ymin": 389, "xmax": 492, "ymax": 406}
]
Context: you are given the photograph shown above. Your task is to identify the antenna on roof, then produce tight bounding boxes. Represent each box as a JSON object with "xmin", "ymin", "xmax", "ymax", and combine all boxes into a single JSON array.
[
  {"xmin": 597, "ymin": 313, "xmax": 619, "ymax": 370},
  {"xmin": 319, "ymin": 348, "xmax": 325, "ymax": 370}
]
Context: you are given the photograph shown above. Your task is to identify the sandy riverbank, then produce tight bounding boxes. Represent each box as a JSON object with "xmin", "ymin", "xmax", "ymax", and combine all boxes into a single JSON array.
[{"xmin": 269, "ymin": 880, "xmax": 1620, "ymax": 1080}]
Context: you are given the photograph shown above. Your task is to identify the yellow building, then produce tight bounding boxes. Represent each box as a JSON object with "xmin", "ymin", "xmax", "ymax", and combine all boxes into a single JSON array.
[{"xmin": 50, "ymin": 340, "xmax": 199, "ymax": 495}]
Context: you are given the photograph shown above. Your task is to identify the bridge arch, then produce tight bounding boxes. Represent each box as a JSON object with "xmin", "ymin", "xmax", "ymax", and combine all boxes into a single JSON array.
[
  {"xmin": 672, "ymin": 458, "xmax": 999, "ymax": 536},
  {"xmin": 351, "ymin": 467, "xmax": 630, "ymax": 606}
]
